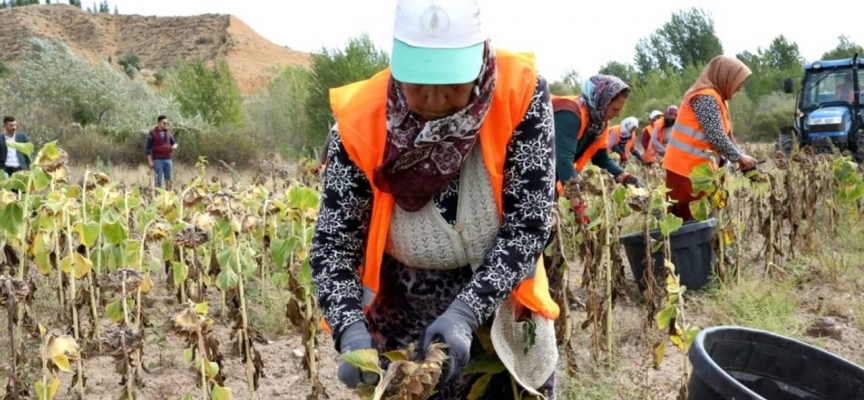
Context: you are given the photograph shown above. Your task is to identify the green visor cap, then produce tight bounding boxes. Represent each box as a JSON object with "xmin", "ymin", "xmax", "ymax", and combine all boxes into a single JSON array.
[{"xmin": 390, "ymin": 39, "xmax": 484, "ymax": 85}]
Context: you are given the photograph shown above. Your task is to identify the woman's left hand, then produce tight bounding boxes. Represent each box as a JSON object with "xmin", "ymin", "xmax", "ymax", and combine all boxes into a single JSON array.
[
  {"xmin": 418, "ymin": 299, "xmax": 479, "ymax": 384},
  {"xmin": 616, "ymin": 172, "xmax": 643, "ymax": 188}
]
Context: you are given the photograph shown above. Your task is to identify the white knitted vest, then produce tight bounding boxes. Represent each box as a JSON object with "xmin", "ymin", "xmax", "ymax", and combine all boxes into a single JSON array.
[{"xmin": 385, "ymin": 143, "xmax": 499, "ymax": 271}]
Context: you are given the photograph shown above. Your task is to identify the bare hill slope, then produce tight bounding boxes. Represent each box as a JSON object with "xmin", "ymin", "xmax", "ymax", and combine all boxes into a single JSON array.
[{"xmin": 0, "ymin": 4, "xmax": 310, "ymax": 93}]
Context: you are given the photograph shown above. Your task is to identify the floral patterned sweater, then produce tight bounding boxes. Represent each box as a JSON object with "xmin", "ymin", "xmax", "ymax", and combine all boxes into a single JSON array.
[{"xmin": 310, "ymin": 76, "xmax": 557, "ymax": 346}]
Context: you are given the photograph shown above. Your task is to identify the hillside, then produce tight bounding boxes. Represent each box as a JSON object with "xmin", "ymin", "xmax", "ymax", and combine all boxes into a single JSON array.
[{"xmin": 0, "ymin": 4, "xmax": 310, "ymax": 93}]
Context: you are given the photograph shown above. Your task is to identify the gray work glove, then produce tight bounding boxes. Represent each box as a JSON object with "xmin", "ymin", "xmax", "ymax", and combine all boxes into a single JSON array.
[
  {"xmin": 417, "ymin": 298, "xmax": 479, "ymax": 384},
  {"xmin": 337, "ymin": 321, "xmax": 380, "ymax": 389}
]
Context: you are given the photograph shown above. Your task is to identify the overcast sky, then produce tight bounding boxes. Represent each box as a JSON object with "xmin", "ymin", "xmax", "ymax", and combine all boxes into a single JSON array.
[{"xmin": 108, "ymin": 0, "xmax": 864, "ymax": 82}]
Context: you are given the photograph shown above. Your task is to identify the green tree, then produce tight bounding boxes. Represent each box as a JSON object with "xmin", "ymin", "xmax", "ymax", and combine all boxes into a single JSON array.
[
  {"xmin": 305, "ymin": 33, "xmax": 389, "ymax": 147},
  {"xmin": 822, "ymin": 35, "xmax": 864, "ymax": 60},
  {"xmin": 764, "ymin": 35, "xmax": 803, "ymax": 70},
  {"xmin": 549, "ymin": 69, "xmax": 581, "ymax": 96},
  {"xmin": 598, "ymin": 61, "xmax": 637, "ymax": 86},
  {"xmin": 166, "ymin": 57, "xmax": 244, "ymax": 128},
  {"xmin": 634, "ymin": 8, "xmax": 723, "ymax": 79},
  {"xmin": 736, "ymin": 36, "xmax": 803, "ymax": 100}
]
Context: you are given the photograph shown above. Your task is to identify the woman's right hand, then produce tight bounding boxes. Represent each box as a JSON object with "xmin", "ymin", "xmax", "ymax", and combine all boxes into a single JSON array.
[
  {"xmin": 737, "ymin": 154, "xmax": 758, "ymax": 171},
  {"xmin": 337, "ymin": 322, "xmax": 380, "ymax": 389}
]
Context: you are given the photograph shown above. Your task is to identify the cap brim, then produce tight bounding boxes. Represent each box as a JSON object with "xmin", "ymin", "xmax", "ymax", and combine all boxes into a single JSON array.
[{"xmin": 391, "ymin": 39, "xmax": 484, "ymax": 85}]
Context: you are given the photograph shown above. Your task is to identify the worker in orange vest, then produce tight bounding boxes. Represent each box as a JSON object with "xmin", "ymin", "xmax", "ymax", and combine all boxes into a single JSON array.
[
  {"xmin": 311, "ymin": 0, "xmax": 559, "ymax": 397},
  {"xmin": 607, "ymin": 116, "xmax": 647, "ymax": 165},
  {"xmin": 663, "ymin": 55, "xmax": 759, "ymax": 221},
  {"xmin": 553, "ymin": 75, "xmax": 642, "ymax": 224},
  {"xmin": 640, "ymin": 110, "xmax": 662, "ymax": 163},
  {"xmin": 645, "ymin": 106, "xmax": 678, "ymax": 162}
]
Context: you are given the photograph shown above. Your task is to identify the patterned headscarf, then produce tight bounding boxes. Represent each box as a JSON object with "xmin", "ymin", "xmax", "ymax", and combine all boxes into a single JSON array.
[
  {"xmin": 578, "ymin": 75, "xmax": 630, "ymax": 140},
  {"xmin": 372, "ymin": 41, "xmax": 497, "ymax": 212}
]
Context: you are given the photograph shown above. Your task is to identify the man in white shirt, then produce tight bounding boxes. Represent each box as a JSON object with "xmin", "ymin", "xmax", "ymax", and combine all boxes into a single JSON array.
[{"xmin": 0, "ymin": 116, "xmax": 30, "ymax": 178}]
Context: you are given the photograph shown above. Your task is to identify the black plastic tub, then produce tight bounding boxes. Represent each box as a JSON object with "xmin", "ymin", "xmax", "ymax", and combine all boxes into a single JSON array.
[
  {"xmin": 618, "ymin": 218, "xmax": 717, "ymax": 292},
  {"xmin": 688, "ymin": 326, "xmax": 864, "ymax": 399}
]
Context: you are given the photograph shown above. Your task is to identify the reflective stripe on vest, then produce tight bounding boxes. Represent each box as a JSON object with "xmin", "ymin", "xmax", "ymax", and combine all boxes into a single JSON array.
[
  {"xmin": 323, "ymin": 49, "xmax": 560, "ymax": 334},
  {"xmin": 662, "ymin": 88, "xmax": 731, "ymax": 177}
]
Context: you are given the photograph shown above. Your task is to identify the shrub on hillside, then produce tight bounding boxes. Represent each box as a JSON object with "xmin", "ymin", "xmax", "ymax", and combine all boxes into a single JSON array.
[
  {"xmin": 118, "ymin": 52, "xmax": 141, "ymax": 78},
  {"xmin": 0, "ymin": 38, "xmax": 204, "ymax": 141},
  {"xmin": 166, "ymin": 57, "xmax": 244, "ymax": 128}
]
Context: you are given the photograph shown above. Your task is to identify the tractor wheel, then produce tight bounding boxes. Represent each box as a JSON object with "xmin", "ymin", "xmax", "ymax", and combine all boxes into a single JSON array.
[{"xmin": 775, "ymin": 127, "xmax": 795, "ymax": 155}]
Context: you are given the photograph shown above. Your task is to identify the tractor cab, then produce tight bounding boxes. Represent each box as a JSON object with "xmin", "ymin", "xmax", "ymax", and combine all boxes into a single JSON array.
[{"xmin": 782, "ymin": 56, "xmax": 864, "ymax": 156}]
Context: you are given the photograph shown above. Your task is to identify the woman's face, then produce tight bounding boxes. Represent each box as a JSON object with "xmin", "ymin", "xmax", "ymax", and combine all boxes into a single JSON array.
[
  {"xmin": 604, "ymin": 93, "xmax": 629, "ymax": 121},
  {"xmin": 401, "ymin": 82, "xmax": 474, "ymax": 121}
]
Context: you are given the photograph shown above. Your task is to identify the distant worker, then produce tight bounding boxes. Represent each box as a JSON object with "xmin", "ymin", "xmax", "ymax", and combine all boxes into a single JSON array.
[
  {"xmin": 640, "ymin": 110, "xmax": 662, "ymax": 155},
  {"xmin": 607, "ymin": 116, "xmax": 647, "ymax": 165},
  {"xmin": 1, "ymin": 116, "xmax": 31, "ymax": 179},
  {"xmin": 553, "ymin": 75, "xmax": 643, "ymax": 222},
  {"xmin": 645, "ymin": 106, "xmax": 677, "ymax": 162},
  {"xmin": 836, "ymin": 72, "xmax": 858, "ymax": 102},
  {"xmin": 146, "ymin": 115, "xmax": 178, "ymax": 190},
  {"xmin": 663, "ymin": 55, "xmax": 759, "ymax": 221}
]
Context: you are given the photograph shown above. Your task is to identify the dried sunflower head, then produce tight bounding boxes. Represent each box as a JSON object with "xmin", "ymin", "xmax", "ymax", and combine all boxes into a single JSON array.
[
  {"xmin": 101, "ymin": 326, "xmax": 144, "ymax": 358},
  {"xmin": 625, "ymin": 187, "xmax": 650, "ymax": 213},
  {"xmin": 169, "ymin": 302, "xmax": 211, "ymax": 337},
  {"xmin": 183, "ymin": 186, "xmax": 207, "ymax": 208},
  {"xmin": 42, "ymin": 330, "xmax": 80, "ymax": 374},
  {"xmin": 0, "ymin": 277, "xmax": 30, "ymax": 306},
  {"xmin": 39, "ymin": 149, "xmax": 68, "ymax": 173},
  {"xmin": 174, "ymin": 225, "xmax": 210, "ymax": 248},
  {"xmin": 101, "ymin": 269, "xmax": 143, "ymax": 294},
  {"xmin": 145, "ymin": 221, "xmax": 172, "ymax": 243},
  {"xmin": 378, "ymin": 342, "xmax": 448, "ymax": 400},
  {"xmin": 240, "ymin": 215, "xmax": 260, "ymax": 234}
]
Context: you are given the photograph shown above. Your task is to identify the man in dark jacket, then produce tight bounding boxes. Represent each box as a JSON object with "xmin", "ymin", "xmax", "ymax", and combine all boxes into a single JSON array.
[
  {"xmin": 1, "ymin": 116, "xmax": 31, "ymax": 178},
  {"xmin": 146, "ymin": 115, "xmax": 178, "ymax": 190}
]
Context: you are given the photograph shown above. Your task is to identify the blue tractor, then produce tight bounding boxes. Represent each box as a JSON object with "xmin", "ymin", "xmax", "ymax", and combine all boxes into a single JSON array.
[{"xmin": 778, "ymin": 54, "xmax": 864, "ymax": 162}]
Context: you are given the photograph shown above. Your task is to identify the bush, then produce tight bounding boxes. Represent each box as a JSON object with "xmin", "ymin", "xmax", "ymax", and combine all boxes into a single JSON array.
[
  {"xmin": 176, "ymin": 128, "xmax": 260, "ymax": 168},
  {"xmin": 118, "ymin": 52, "xmax": 141, "ymax": 78},
  {"xmin": 57, "ymin": 128, "xmax": 142, "ymax": 165},
  {"xmin": 305, "ymin": 33, "xmax": 389, "ymax": 148},
  {"xmin": 750, "ymin": 92, "xmax": 795, "ymax": 141},
  {"xmin": 244, "ymin": 66, "xmax": 312, "ymax": 159},
  {"xmin": 166, "ymin": 57, "xmax": 244, "ymax": 128}
]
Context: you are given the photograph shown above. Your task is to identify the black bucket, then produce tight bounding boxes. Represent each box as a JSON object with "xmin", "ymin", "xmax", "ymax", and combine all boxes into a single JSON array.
[
  {"xmin": 688, "ymin": 326, "xmax": 864, "ymax": 399},
  {"xmin": 618, "ymin": 218, "xmax": 717, "ymax": 292}
]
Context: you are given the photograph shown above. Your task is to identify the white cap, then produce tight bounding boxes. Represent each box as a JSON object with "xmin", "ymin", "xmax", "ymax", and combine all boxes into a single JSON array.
[
  {"xmin": 391, "ymin": 0, "xmax": 488, "ymax": 84},
  {"xmin": 621, "ymin": 117, "xmax": 639, "ymax": 134},
  {"xmin": 649, "ymin": 110, "xmax": 662, "ymax": 120}
]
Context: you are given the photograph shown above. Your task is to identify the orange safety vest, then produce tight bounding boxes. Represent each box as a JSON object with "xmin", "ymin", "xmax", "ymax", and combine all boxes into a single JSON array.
[
  {"xmin": 552, "ymin": 96, "xmax": 610, "ymax": 195},
  {"xmin": 662, "ymin": 88, "xmax": 731, "ymax": 177},
  {"xmin": 646, "ymin": 118, "xmax": 669, "ymax": 158},
  {"xmin": 640, "ymin": 125, "xmax": 654, "ymax": 162},
  {"xmin": 606, "ymin": 124, "xmax": 635, "ymax": 155},
  {"xmin": 323, "ymin": 49, "xmax": 560, "ymax": 334}
]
